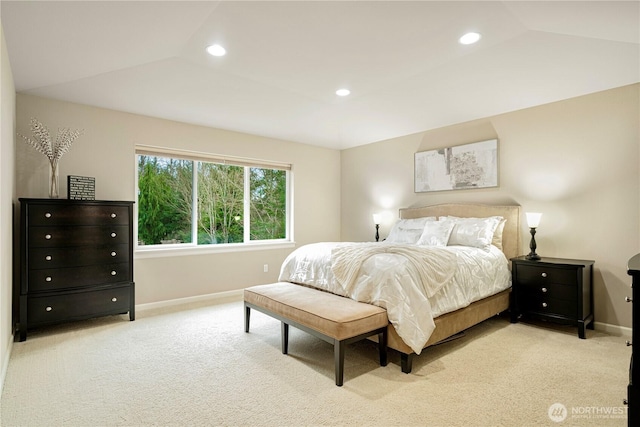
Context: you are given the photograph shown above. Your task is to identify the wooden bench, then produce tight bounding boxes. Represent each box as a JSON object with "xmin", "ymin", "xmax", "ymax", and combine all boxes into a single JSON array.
[{"xmin": 244, "ymin": 282, "xmax": 389, "ymax": 386}]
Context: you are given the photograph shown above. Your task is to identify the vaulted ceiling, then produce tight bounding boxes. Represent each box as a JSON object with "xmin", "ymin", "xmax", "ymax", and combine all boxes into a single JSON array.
[{"xmin": 2, "ymin": 1, "xmax": 638, "ymax": 150}]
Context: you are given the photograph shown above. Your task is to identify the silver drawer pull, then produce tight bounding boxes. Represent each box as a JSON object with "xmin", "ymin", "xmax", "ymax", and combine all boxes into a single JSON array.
[
  {"xmin": 45, "ymin": 306, "xmax": 52, "ymax": 312},
  {"xmin": 45, "ymin": 234, "xmax": 52, "ymax": 240},
  {"xmin": 111, "ymin": 251, "xmax": 117, "ymax": 257},
  {"xmin": 111, "ymin": 232, "xmax": 117, "ymax": 238},
  {"xmin": 45, "ymin": 276, "xmax": 52, "ymax": 282},
  {"xmin": 111, "ymin": 297, "xmax": 117, "ymax": 302},
  {"xmin": 111, "ymin": 271, "xmax": 117, "ymax": 276},
  {"xmin": 542, "ymin": 302, "xmax": 548, "ymax": 308},
  {"xmin": 626, "ymin": 296, "xmax": 633, "ymax": 303},
  {"xmin": 45, "ymin": 212, "xmax": 52, "ymax": 218},
  {"xmin": 541, "ymin": 272, "xmax": 547, "ymax": 278},
  {"xmin": 45, "ymin": 255, "xmax": 52, "ymax": 261},
  {"xmin": 541, "ymin": 287, "xmax": 547, "ymax": 293},
  {"xmin": 111, "ymin": 213, "xmax": 117, "ymax": 218}
]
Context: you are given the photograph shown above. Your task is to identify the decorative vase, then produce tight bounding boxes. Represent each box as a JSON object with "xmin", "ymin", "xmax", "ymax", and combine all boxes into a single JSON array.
[{"xmin": 49, "ymin": 160, "xmax": 59, "ymax": 198}]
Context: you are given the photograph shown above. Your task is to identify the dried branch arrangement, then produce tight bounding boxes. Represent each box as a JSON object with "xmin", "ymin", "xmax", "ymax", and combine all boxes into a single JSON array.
[{"xmin": 18, "ymin": 118, "xmax": 84, "ymax": 163}]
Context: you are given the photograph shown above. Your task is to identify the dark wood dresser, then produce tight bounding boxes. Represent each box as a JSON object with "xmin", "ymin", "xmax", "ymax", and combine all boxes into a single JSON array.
[
  {"xmin": 510, "ymin": 256, "xmax": 594, "ymax": 338},
  {"xmin": 17, "ymin": 198, "xmax": 135, "ymax": 341},
  {"xmin": 627, "ymin": 253, "xmax": 640, "ymax": 426}
]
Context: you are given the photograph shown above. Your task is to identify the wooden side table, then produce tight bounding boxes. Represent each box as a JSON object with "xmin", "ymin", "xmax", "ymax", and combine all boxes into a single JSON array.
[{"xmin": 510, "ymin": 256, "xmax": 594, "ymax": 339}]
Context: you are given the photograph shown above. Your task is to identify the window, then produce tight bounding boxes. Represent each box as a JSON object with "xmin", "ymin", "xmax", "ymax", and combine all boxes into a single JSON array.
[{"xmin": 136, "ymin": 147, "xmax": 291, "ymax": 250}]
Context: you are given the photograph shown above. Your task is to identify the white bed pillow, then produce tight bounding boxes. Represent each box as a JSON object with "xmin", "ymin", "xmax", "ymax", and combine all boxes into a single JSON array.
[
  {"xmin": 441, "ymin": 216, "xmax": 503, "ymax": 250},
  {"xmin": 416, "ymin": 220, "xmax": 456, "ymax": 247},
  {"xmin": 386, "ymin": 217, "xmax": 436, "ymax": 244},
  {"xmin": 492, "ymin": 218, "xmax": 507, "ymax": 250}
]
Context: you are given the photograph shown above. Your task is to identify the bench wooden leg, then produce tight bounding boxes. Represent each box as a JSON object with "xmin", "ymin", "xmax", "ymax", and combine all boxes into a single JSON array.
[
  {"xmin": 379, "ymin": 329, "xmax": 388, "ymax": 366},
  {"xmin": 334, "ymin": 339, "xmax": 345, "ymax": 387},
  {"xmin": 244, "ymin": 304, "xmax": 251, "ymax": 333},
  {"xmin": 281, "ymin": 322, "xmax": 289, "ymax": 354}
]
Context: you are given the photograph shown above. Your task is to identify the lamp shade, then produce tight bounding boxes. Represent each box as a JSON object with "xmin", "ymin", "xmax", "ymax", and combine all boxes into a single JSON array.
[
  {"xmin": 526, "ymin": 212, "xmax": 542, "ymax": 228},
  {"xmin": 372, "ymin": 214, "xmax": 382, "ymax": 225}
]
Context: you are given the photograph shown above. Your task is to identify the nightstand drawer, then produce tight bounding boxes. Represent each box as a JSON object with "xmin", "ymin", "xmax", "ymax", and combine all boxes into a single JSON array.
[
  {"xmin": 518, "ymin": 281, "xmax": 575, "ymax": 302},
  {"xmin": 521, "ymin": 296, "xmax": 577, "ymax": 318},
  {"xmin": 516, "ymin": 264, "xmax": 577, "ymax": 286}
]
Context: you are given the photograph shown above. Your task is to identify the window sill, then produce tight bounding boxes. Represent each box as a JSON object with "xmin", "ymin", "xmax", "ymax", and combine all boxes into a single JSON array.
[{"xmin": 135, "ymin": 241, "xmax": 295, "ymax": 259}]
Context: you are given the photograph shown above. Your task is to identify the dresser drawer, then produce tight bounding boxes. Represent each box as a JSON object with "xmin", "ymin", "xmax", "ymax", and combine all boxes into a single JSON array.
[
  {"xmin": 516, "ymin": 264, "xmax": 578, "ymax": 286},
  {"xmin": 28, "ymin": 263, "xmax": 131, "ymax": 292},
  {"xmin": 28, "ymin": 225, "xmax": 129, "ymax": 247},
  {"xmin": 29, "ymin": 244, "xmax": 129, "ymax": 269},
  {"xmin": 28, "ymin": 204, "xmax": 130, "ymax": 226},
  {"xmin": 27, "ymin": 285, "xmax": 132, "ymax": 326}
]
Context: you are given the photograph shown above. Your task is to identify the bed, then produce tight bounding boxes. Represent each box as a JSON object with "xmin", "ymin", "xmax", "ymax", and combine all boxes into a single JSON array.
[{"xmin": 278, "ymin": 203, "xmax": 521, "ymax": 373}]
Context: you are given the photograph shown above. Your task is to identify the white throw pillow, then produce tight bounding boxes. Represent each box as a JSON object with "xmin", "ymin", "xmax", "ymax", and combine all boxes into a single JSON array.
[
  {"xmin": 442, "ymin": 216, "xmax": 503, "ymax": 250},
  {"xmin": 386, "ymin": 217, "xmax": 436, "ymax": 244},
  {"xmin": 416, "ymin": 220, "xmax": 456, "ymax": 247}
]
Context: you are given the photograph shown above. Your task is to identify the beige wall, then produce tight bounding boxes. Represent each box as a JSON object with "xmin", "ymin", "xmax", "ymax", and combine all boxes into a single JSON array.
[
  {"xmin": 10, "ymin": 81, "xmax": 639, "ymax": 331},
  {"xmin": 341, "ymin": 84, "xmax": 640, "ymax": 329},
  {"xmin": 1, "ymin": 23, "xmax": 16, "ymax": 394},
  {"xmin": 15, "ymin": 94, "xmax": 341, "ymax": 304}
]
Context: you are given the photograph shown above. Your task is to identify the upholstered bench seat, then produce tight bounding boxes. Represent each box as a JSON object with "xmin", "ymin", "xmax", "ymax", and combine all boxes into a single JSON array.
[{"xmin": 244, "ymin": 282, "xmax": 388, "ymax": 386}]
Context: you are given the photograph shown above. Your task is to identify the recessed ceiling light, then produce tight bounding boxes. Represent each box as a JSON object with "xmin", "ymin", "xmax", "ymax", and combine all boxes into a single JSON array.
[
  {"xmin": 459, "ymin": 32, "xmax": 481, "ymax": 45},
  {"xmin": 206, "ymin": 44, "xmax": 227, "ymax": 57},
  {"xmin": 336, "ymin": 89, "xmax": 351, "ymax": 97}
]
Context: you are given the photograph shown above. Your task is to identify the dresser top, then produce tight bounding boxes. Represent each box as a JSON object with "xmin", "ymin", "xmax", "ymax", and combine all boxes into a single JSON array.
[{"xmin": 20, "ymin": 198, "xmax": 134, "ymax": 205}]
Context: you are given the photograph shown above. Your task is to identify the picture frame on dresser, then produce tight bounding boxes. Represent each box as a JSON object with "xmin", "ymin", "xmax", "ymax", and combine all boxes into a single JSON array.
[{"xmin": 16, "ymin": 198, "xmax": 135, "ymax": 341}]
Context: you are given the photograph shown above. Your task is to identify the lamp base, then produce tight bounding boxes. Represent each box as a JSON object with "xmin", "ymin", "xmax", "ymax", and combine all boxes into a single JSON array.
[{"xmin": 526, "ymin": 227, "xmax": 540, "ymax": 261}]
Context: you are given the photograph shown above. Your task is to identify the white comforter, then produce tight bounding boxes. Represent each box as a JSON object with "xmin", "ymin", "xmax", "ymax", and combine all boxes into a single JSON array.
[{"xmin": 278, "ymin": 242, "xmax": 511, "ymax": 354}]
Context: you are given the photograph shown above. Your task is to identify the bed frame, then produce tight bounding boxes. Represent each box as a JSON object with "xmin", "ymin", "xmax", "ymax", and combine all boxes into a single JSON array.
[{"xmin": 389, "ymin": 203, "xmax": 521, "ymax": 373}]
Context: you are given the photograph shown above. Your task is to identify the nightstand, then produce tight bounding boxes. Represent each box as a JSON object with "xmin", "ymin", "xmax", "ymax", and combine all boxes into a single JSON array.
[{"xmin": 510, "ymin": 256, "xmax": 594, "ymax": 339}]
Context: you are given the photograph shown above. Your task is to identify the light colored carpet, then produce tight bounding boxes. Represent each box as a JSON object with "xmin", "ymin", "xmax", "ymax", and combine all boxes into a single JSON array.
[{"xmin": 0, "ymin": 297, "xmax": 630, "ymax": 427}]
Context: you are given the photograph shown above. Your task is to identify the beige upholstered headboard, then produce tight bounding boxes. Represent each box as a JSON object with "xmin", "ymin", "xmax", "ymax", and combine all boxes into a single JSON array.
[{"xmin": 399, "ymin": 203, "xmax": 521, "ymax": 260}]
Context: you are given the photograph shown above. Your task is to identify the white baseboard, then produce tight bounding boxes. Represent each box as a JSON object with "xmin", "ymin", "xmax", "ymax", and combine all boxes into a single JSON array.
[
  {"xmin": 0, "ymin": 339, "xmax": 13, "ymax": 395},
  {"xmin": 594, "ymin": 321, "xmax": 632, "ymax": 338},
  {"xmin": 1, "ymin": 338, "xmax": 14, "ymax": 397},
  {"xmin": 136, "ymin": 289, "xmax": 244, "ymax": 313}
]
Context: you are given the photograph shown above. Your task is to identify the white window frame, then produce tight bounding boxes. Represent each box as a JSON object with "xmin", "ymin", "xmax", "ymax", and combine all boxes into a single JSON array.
[{"xmin": 134, "ymin": 145, "xmax": 294, "ymax": 258}]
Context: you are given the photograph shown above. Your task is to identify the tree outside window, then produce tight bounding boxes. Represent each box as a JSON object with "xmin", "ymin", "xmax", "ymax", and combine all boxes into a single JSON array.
[{"xmin": 137, "ymin": 153, "xmax": 289, "ymax": 247}]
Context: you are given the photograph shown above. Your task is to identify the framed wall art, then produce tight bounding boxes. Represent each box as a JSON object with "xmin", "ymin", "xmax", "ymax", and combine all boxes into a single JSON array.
[{"xmin": 414, "ymin": 139, "xmax": 498, "ymax": 193}]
